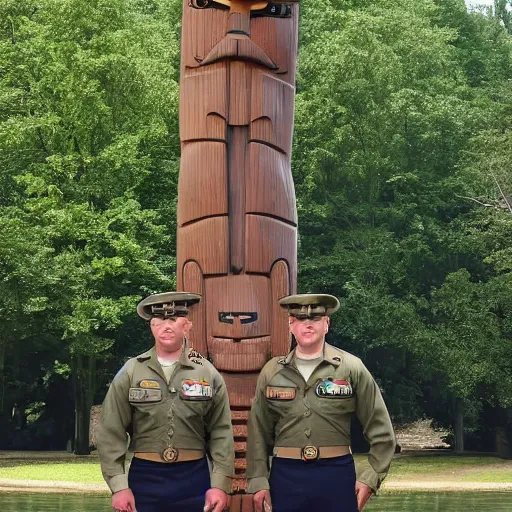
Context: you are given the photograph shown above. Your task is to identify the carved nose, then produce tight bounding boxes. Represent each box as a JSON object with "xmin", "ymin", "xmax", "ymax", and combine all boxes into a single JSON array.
[{"xmin": 227, "ymin": 11, "xmax": 251, "ymax": 36}]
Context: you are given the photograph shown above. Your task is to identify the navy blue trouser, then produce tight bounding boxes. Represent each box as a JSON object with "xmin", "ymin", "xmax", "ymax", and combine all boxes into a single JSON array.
[
  {"xmin": 269, "ymin": 454, "xmax": 358, "ymax": 512},
  {"xmin": 128, "ymin": 457, "xmax": 210, "ymax": 512}
]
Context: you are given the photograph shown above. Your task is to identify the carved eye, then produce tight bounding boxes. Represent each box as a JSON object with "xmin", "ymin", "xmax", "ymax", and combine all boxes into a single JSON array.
[{"xmin": 189, "ymin": 0, "xmax": 212, "ymax": 8}]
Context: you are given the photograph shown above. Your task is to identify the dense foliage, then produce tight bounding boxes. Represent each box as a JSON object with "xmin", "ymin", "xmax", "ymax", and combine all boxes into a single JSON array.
[{"xmin": 1, "ymin": 0, "xmax": 511, "ymax": 452}]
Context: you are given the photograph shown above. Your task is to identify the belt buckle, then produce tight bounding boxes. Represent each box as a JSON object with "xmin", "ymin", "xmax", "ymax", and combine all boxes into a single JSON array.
[
  {"xmin": 301, "ymin": 445, "xmax": 319, "ymax": 461},
  {"xmin": 162, "ymin": 447, "xmax": 179, "ymax": 462}
]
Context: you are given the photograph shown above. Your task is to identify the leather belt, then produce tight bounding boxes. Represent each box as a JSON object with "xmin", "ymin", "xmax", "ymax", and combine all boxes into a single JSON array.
[
  {"xmin": 134, "ymin": 449, "xmax": 204, "ymax": 464},
  {"xmin": 274, "ymin": 445, "xmax": 351, "ymax": 461}
]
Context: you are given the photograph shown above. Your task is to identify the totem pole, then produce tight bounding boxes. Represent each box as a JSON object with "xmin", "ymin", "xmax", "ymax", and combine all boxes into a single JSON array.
[{"xmin": 177, "ymin": 0, "xmax": 299, "ymax": 507}]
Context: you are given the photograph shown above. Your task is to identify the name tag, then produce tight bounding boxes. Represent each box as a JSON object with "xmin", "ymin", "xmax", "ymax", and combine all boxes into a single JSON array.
[
  {"xmin": 266, "ymin": 386, "xmax": 296, "ymax": 401},
  {"xmin": 129, "ymin": 388, "xmax": 162, "ymax": 403},
  {"xmin": 180, "ymin": 379, "xmax": 212, "ymax": 401},
  {"xmin": 316, "ymin": 378, "xmax": 353, "ymax": 398},
  {"xmin": 139, "ymin": 379, "xmax": 161, "ymax": 389}
]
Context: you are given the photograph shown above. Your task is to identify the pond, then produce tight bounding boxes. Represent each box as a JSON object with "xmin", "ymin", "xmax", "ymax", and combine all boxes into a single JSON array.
[
  {"xmin": 0, "ymin": 492, "xmax": 512, "ymax": 512},
  {"xmin": 0, "ymin": 491, "xmax": 510, "ymax": 511},
  {"xmin": 365, "ymin": 491, "xmax": 512, "ymax": 511}
]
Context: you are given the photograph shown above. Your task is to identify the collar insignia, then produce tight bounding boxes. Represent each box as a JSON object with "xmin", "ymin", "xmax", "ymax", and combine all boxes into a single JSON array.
[{"xmin": 188, "ymin": 349, "xmax": 203, "ymax": 360}]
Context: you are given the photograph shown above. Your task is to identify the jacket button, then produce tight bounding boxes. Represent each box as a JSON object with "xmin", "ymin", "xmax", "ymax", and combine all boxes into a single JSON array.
[{"xmin": 305, "ymin": 429, "xmax": 311, "ymax": 437}]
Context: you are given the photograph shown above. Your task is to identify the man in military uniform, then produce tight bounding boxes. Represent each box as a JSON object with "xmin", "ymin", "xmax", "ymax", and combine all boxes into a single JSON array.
[
  {"xmin": 247, "ymin": 294, "xmax": 395, "ymax": 512},
  {"xmin": 97, "ymin": 292, "xmax": 234, "ymax": 512}
]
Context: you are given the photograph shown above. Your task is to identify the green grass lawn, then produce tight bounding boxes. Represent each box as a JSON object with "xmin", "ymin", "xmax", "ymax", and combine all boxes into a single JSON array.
[
  {"xmin": 0, "ymin": 460, "xmax": 104, "ymax": 483},
  {"xmin": 355, "ymin": 455, "xmax": 512, "ymax": 483},
  {"xmin": 0, "ymin": 454, "xmax": 510, "ymax": 484}
]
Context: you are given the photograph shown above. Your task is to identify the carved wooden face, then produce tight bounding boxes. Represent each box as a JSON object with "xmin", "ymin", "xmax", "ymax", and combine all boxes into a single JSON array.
[
  {"xmin": 180, "ymin": 0, "xmax": 299, "ymax": 81},
  {"xmin": 205, "ymin": 274, "xmax": 270, "ymax": 340},
  {"xmin": 177, "ymin": 0, "xmax": 299, "ymax": 367}
]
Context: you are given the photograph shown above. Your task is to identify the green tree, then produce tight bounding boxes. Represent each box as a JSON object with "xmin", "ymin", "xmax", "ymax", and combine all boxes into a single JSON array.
[
  {"xmin": 294, "ymin": 0, "xmax": 512, "ymax": 448},
  {"xmin": 0, "ymin": 0, "xmax": 182, "ymax": 452}
]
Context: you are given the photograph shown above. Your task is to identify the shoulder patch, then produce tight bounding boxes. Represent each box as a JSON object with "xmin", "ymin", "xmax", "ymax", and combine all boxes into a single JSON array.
[{"xmin": 190, "ymin": 358, "xmax": 203, "ymax": 366}]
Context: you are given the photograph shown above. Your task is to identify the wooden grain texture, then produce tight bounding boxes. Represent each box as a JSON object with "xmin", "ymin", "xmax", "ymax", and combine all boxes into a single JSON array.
[
  {"xmin": 271, "ymin": 260, "xmax": 292, "ymax": 357},
  {"xmin": 246, "ymin": 142, "xmax": 297, "ymax": 224},
  {"xmin": 178, "ymin": 2, "xmax": 300, "ymax": 503},
  {"xmin": 204, "ymin": 274, "xmax": 270, "ymax": 339},
  {"xmin": 233, "ymin": 424, "xmax": 248, "ymax": 438},
  {"xmin": 177, "ymin": 217, "xmax": 229, "ymax": 276},
  {"xmin": 180, "ymin": 63, "xmax": 228, "ymax": 142},
  {"xmin": 209, "ymin": 336, "xmax": 271, "ymax": 371},
  {"xmin": 229, "ymin": 490, "xmax": 255, "ymax": 512},
  {"xmin": 228, "ymin": 127, "xmax": 247, "ymax": 273},
  {"xmin": 181, "ymin": 261, "xmax": 208, "ymax": 356},
  {"xmin": 221, "ymin": 372, "xmax": 258, "ymax": 408},
  {"xmin": 251, "ymin": 5, "xmax": 299, "ymax": 82},
  {"xmin": 230, "ymin": 493, "xmax": 254, "ymax": 511},
  {"xmin": 250, "ymin": 71, "xmax": 295, "ymax": 154},
  {"xmin": 236, "ymin": 37, "xmax": 278, "ymax": 69},
  {"xmin": 230, "ymin": 495, "xmax": 242, "ymax": 512},
  {"xmin": 201, "ymin": 34, "xmax": 277, "ymax": 70},
  {"xmin": 235, "ymin": 458, "xmax": 247, "ymax": 470},
  {"xmin": 231, "ymin": 410, "xmax": 249, "ymax": 422},
  {"xmin": 200, "ymin": 36, "xmax": 238, "ymax": 67},
  {"xmin": 178, "ymin": 142, "xmax": 228, "ymax": 226},
  {"xmin": 233, "ymin": 440, "xmax": 247, "ymax": 452},
  {"xmin": 232, "ymin": 479, "xmax": 248, "ymax": 493},
  {"xmin": 241, "ymin": 495, "xmax": 254, "ymax": 512},
  {"xmin": 245, "ymin": 215, "xmax": 297, "ymax": 276},
  {"xmin": 227, "ymin": 12, "xmax": 250, "ymax": 35},
  {"xmin": 228, "ymin": 62, "xmax": 251, "ymax": 126},
  {"xmin": 181, "ymin": 6, "xmax": 228, "ymax": 69}
]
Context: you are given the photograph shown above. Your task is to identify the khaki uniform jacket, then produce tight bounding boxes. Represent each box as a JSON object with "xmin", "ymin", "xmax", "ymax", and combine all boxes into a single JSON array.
[
  {"xmin": 96, "ymin": 344, "xmax": 234, "ymax": 494},
  {"xmin": 246, "ymin": 343, "xmax": 395, "ymax": 494}
]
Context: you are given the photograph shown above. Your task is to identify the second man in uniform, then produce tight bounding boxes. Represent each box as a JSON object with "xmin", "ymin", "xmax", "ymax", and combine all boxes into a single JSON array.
[{"xmin": 247, "ymin": 293, "xmax": 395, "ymax": 512}]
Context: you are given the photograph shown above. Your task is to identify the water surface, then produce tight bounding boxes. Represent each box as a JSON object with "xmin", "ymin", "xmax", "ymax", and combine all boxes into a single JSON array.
[
  {"xmin": 0, "ymin": 491, "xmax": 510, "ymax": 511},
  {"xmin": 365, "ymin": 491, "xmax": 511, "ymax": 511}
]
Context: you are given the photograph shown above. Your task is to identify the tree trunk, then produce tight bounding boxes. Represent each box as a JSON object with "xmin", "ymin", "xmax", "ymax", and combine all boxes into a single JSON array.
[
  {"xmin": 72, "ymin": 354, "xmax": 95, "ymax": 455},
  {"xmin": 0, "ymin": 341, "xmax": 4, "ymax": 417},
  {"xmin": 454, "ymin": 397, "xmax": 464, "ymax": 454},
  {"xmin": 496, "ymin": 427, "xmax": 511, "ymax": 459},
  {"xmin": 496, "ymin": 407, "xmax": 512, "ymax": 459}
]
